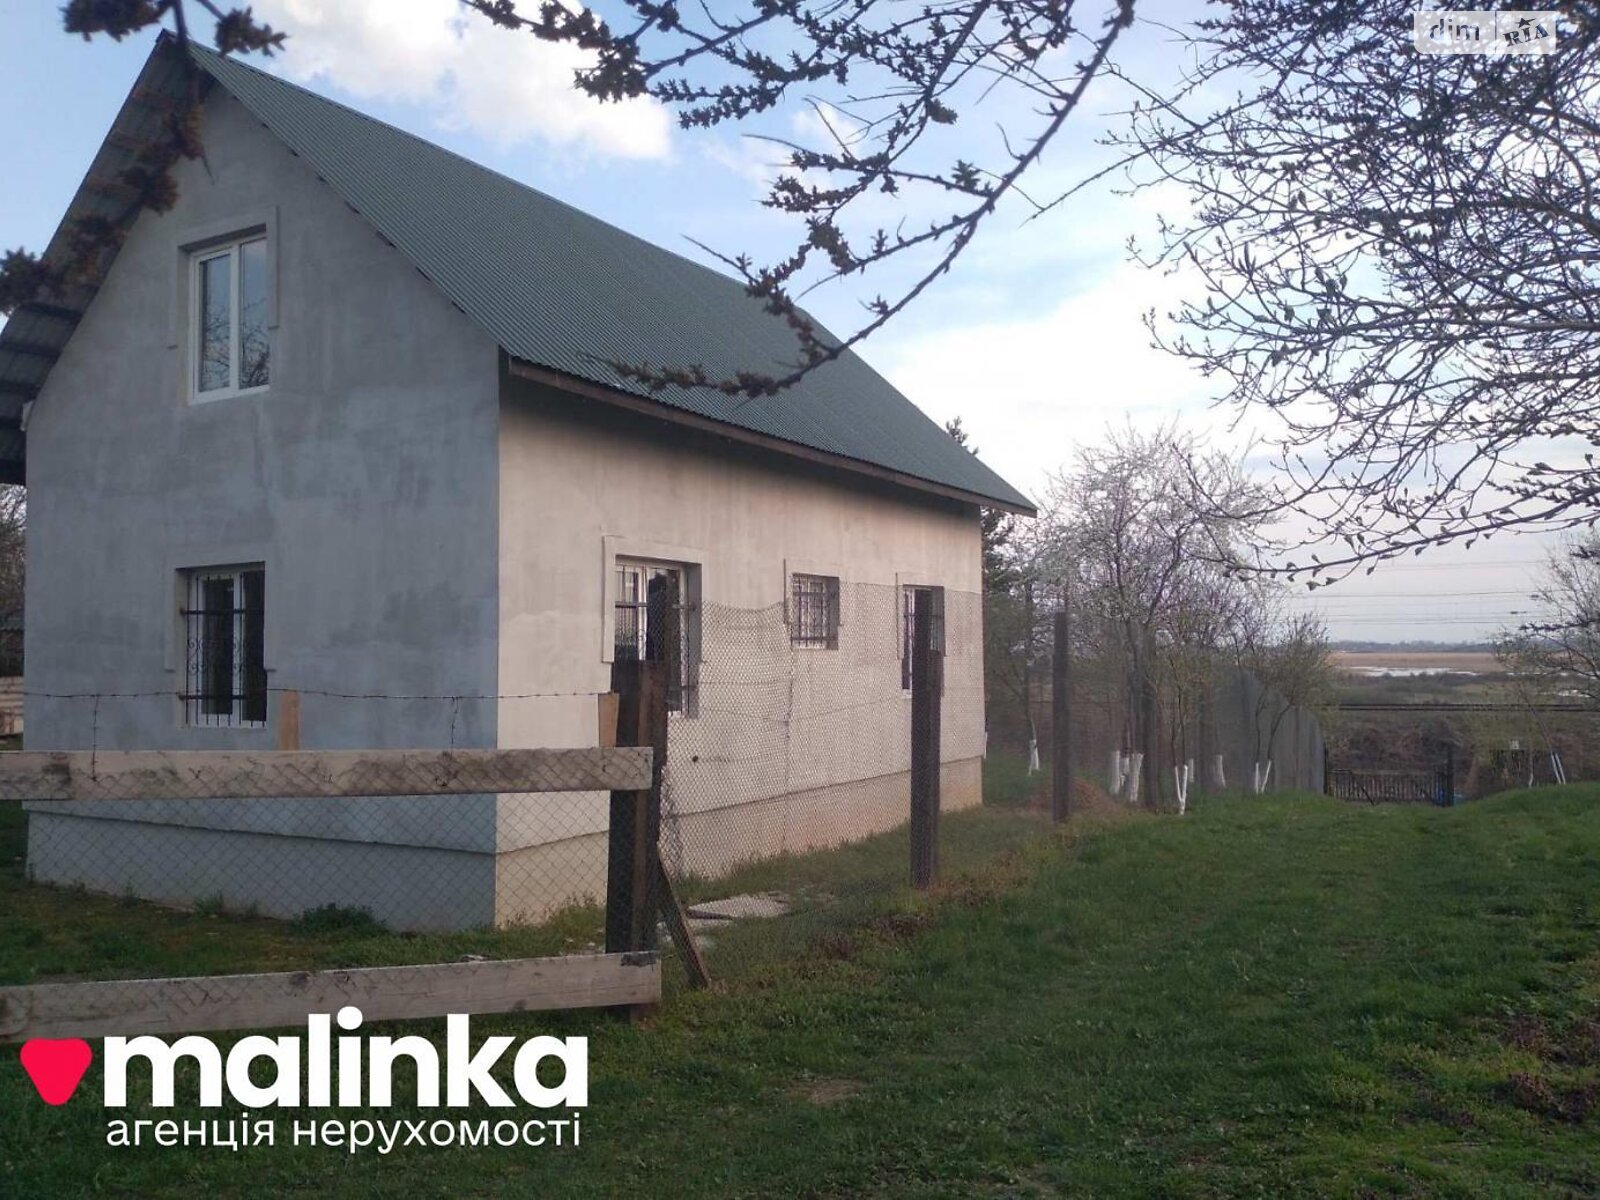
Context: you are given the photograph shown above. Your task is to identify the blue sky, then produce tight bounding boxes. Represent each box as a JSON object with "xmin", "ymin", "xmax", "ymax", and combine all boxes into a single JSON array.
[{"xmin": 0, "ymin": 1, "xmax": 1556, "ymax": 640}]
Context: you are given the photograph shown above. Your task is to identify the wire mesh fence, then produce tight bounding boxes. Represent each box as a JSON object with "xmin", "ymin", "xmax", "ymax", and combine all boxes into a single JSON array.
[
  {"xmin": 9, "ymin": 724, "xmax": 631, "ymax": 936},
  {"xmin": 662, "ymin": 583, "xmax": 987, "ymax": 885},
  {"xmin": 2, "ymin": 569, "xmax": 1363, "ymax": 1036},
  {"xmin": 0, "ymin": 737, "xmax": 662, "ymax": 1040},
  {"xmin": 981, "ymin": 591, "xmax": 1328, "ymax": 814},
  {"xmin": 4, "ymin": 581, "xmax": 1070, "ymax": 1030},
  {"xmin": 652, "ymin": 583, "xmax": 1053, "ymax": 978}
]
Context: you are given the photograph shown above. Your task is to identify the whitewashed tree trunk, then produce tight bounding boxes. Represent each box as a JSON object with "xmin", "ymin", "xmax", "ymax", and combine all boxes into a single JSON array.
[
  {"xmin": 1125, "ymin": 753, "xmax": 1144, "ymax": 804},
  {"xmin": 1251, "ymin": 760, "xmax": 1273, "ymax": 794},
  {"xmin": 1212, "ymin": 753, "xmax": 1226, "ymax": 789},
  {"xmin": 1175, "ymin": 761, "xmax": 1192, "ymax": 815}
]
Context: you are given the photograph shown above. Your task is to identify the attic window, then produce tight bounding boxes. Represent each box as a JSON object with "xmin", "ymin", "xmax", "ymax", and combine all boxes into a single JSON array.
[{"xmin": 193, "ymin": 236, "xmax": 270, "ymax": 399}]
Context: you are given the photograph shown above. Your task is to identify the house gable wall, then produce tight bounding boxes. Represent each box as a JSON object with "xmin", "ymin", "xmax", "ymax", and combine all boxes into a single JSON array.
[
  {"xmin": 25, "ymin": 87, "xmax": 502, "ymax": 750},
  {"xmin": 22, "ymin": 89, "xmax": 504, "ymax": 926}
]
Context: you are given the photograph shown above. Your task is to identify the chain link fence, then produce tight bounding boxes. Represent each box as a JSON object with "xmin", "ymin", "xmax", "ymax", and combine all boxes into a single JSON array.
[
  {"xmin": 5, "ymin": 580, "xmax": 1077, "ymax": 1027},
  {"xmin": 651, "ymin": 584, "xmax": 1054, "ymax": 978},
  {"xmin": 3, "ymin": 575, "xmax": 1345, "ymax": 1037},
  {"xmin": 10, "ymin": 703, "xmax": 629, "ymax": 935},
  {"xmin": 982, "ymin": 593, "xmax": 1327, "ymax": 814},
  {"xmin": 0, "ymin": 736, "xmax": 661, "ymax": 1040}
]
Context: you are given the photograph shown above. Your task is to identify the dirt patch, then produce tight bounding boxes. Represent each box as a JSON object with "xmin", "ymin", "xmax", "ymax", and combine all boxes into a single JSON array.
[
  {"xmin": 796, "ymin": 1078, "xmax": 864, "ymax": 1106},
  {"xmin": 1500, "ymin": 1011, "xmax": 1600, "ymax": 1066},
  {"xmin": 1561, "ymin": 1018, "xmax": 1600, "ymax": 1066},
  {"xmin": 1071, "ymin": 778, "xmax": 1124, "ymax": 817},
  {"xmin": 812, "ymin": 932, "xmax": 859, "ymax": 961},
  {"xmin": 1499, "ymin": 1071, "xmax": 1596, "ymax": 1123},
  {"xmin": 1502, "ymin": 1013, "xmax": 1555, "ymax": 1057},
  {"xmin": 1024, "ymin": 777, "xmax": 1126, "ymax": 818}
]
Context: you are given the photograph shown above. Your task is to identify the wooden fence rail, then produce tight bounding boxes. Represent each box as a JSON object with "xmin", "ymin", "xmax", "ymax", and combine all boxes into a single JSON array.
[
  {"xmin": 0, "ymin": 746, "xmax": 651, "ymax": 802},
  {"xmin": 1, "ymin": 740, "xmax": 664, "ymax": 1040},
  {"xmin": 0, "ymin": 953, "xmax": 661, "ymax": 1042}
]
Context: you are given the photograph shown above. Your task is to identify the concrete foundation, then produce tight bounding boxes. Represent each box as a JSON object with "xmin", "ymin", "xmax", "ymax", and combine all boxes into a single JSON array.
[
  {"xmin": 26, "ymin": 758, "xmax": 983, "ymax": 930},
  {"xmin": 26, "ymin": 811, "xmax": 498, "ymax": 930},
  {"xmin": 494, "ymin": 757, "xmax": 983, "ymax": 926}
]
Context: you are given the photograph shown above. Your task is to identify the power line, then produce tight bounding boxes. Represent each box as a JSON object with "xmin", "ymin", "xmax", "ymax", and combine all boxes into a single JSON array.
[
  {"xmin": 1287, "ymin": 588, "xmax": 1534, "ymax": 600},
  {"xmin": 1301, "ymin": 558, "xmax": 1545, "ymax": 573},
  {"xmin": 1336, "ymin": 702, "xmax": 1594, "ymax": 713}
]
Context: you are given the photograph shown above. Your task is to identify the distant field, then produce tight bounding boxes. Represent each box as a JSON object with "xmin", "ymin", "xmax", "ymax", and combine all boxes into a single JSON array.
[{"xmin": 1333, "ymin": 649, "xmax": 1500, "ymax": 674}]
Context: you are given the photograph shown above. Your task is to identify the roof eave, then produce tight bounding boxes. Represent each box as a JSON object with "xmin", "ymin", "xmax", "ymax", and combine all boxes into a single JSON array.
[
  {"xmin": 506, "ymin": 357, "xmax": 1038, "ymax": 517},
  {"xmin": 0, "ymin": 35, "xmax": 201, "ymax": 483}
]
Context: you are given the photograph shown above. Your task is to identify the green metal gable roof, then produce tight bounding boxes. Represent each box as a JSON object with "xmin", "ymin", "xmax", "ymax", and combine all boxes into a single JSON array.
[
  {"xmin": 1, "ymin": 38, "xmax": 1032, "ymax": 510},
  {"xmin": 190, "ymin": 45, "xmax": 1031, "ymax": 513}
]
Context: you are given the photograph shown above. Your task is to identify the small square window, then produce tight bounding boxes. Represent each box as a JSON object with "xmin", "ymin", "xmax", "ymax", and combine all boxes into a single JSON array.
[
  {"xmin": 790, "ymin": 573, "xmax": 840, "ymax": 649},
  {"xmin": 192, "ymin": 236, "xmax": 270, "ymax": 399},
  {"xmin": 181, "ymin": 565, "xmax": 267, "ymax": 727}
]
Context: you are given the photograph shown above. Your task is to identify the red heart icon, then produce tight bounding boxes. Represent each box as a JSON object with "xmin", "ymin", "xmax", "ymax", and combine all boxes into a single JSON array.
[{"xmin": 20, "ymin": 1039, "xmax": 93, "ymax": 1106}]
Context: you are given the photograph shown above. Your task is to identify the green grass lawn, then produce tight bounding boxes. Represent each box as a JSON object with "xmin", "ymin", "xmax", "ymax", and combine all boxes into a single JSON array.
[
  {"xmin": 4, "ymin": 787, "xmax": 1599, "ymax": 1197},
  {"xmin": 0, "ymin": 793, "xmax": 1049, "ymax": 988}
]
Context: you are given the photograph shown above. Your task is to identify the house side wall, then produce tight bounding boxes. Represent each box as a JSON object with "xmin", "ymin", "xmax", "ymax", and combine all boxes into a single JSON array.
[
  {"xmin": 494, "ymin": 377, "xmax": 984, "ymax": 911},
  {"xmin": 23, "ymin": 91, "xmax": 503, "ymax": 928}
]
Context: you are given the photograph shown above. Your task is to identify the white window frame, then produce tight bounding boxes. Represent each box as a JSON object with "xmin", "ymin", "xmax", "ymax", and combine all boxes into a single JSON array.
[
  {"xmin": 190, "ymin": 236, "xmax": 270, "ymax": 402},
  {"xmin": 898, "ymin": 581, "xmax": 946, "ymax": 693},
  {"xmin": 613, "ymin": 557, "xmax": 698, "ymax": 715},
  {"xmin": 181, "ymin": 564, "xmax": 267, "ymax": 728}
]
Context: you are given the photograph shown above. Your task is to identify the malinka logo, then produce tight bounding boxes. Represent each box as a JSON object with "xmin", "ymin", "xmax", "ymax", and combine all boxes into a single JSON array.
[
  {"xmin": 19, "ymin": 1007, "xmax": 588, "ymax": 1110},
  {"xmin": 20, "ymin": 1037, "xmax": 93, "ymax": 1106}
]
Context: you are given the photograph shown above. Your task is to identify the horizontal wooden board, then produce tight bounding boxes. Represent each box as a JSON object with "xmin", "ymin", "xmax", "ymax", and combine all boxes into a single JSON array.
[
  {"xmin": 0, "ymin": 952, "xmax": 660, "ymax": 1041},
  {"xmin": 0, "ymin": 746, "xmax": 652, "ymax": 802}
]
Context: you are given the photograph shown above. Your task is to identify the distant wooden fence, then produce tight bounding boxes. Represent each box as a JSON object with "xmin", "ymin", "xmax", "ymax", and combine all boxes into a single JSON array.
[{"xmin": 0, "ymin": 744, "xmax": 661, "ymax": 1042}]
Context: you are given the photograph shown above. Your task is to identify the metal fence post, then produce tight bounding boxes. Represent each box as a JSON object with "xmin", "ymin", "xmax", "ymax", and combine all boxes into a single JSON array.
[
  {"xmin": 910, "ymin": 589, "xmax": 942, "ymax": 889},
  {"xmin": 1052, "ymin": 606, "xmax": 1074, "ymax": 822}
]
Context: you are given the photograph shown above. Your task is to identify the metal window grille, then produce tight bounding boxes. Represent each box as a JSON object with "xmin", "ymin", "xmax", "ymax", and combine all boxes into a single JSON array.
[
  {"xmin": 901, "ymin": 585, "xmax": 945, "ymax": 690},
  {"xmin": 790, "ymin": 573, "xmax": 840, "ymax": 648},
  {"xmin": 614, "ymin": 561, "xmax": 687, "ymax": 712},
  {"xmin": 181, "ymin": 566, "xmax": 267, "ymax": 726}
]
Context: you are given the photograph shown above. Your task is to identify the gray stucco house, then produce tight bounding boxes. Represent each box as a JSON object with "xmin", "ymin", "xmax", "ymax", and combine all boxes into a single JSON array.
[{"xmin": 2, "ymin": 37, "xmax": 1032, "ymax": 928}]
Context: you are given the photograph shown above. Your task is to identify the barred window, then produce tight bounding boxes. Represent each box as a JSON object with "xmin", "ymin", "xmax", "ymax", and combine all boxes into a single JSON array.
[
  {"xmin": 181, "ymin": 566, "xmax": 267, "ymax": 727},
  {"xmin": 614, "ymin": 559, "xmax": 691, "ymax": 713},
  {"xmin": 790, "ymin": 573, "xmax": 840, "ymax": 648},
  {"xmin": 900, "ymin": 584, "xmax": 945, "ymax": 690}
]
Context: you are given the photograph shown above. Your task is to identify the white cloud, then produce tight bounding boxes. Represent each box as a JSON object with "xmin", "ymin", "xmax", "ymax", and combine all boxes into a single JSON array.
[
  {"xmin": 257, "ymin": 0, "xmax": 671, "ymax": 160},
  {"xmin": 871, "ymin": 261, "xmax": 1226, "ymax": 498}
]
